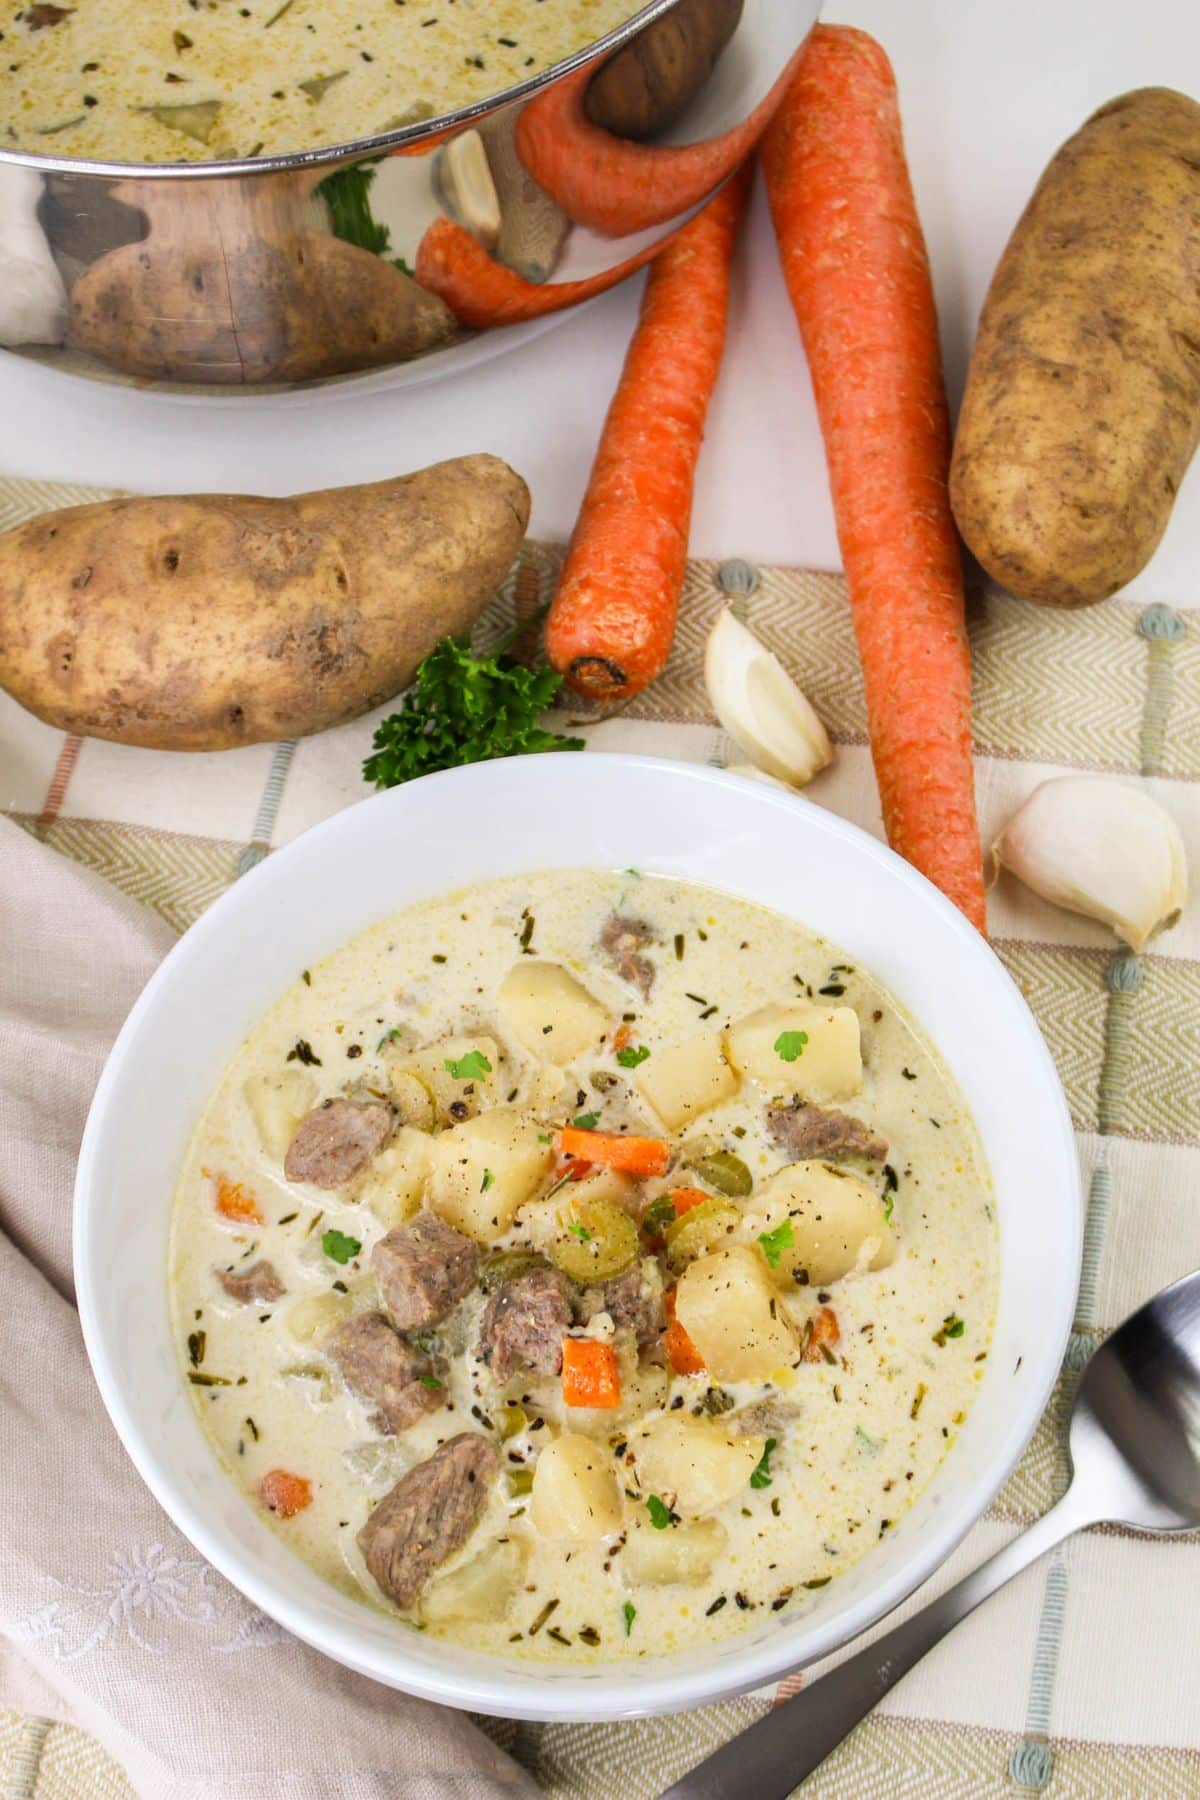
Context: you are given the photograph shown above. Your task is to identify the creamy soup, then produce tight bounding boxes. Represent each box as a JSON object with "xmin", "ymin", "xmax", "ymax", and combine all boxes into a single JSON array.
[
  {"xmin": 1, "ymin": 0, "xmax": 636, "ymax": 161},
  {"xmin": 168, "ymin": 869, "xmax": 996, "ymax": 1664}
]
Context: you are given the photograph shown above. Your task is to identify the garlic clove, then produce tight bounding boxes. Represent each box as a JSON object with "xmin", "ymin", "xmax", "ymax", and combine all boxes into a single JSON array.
[
  {"xmin": 704, "ymin": 609, "xmax": 833, "ymax": 788},
  {"xmin": 724, "ymin": 762, "xmax": 794, "ymax": 792},
  {"xmin": 991, "ymin": 776, "xmax": 1188, "ymax": 951}
]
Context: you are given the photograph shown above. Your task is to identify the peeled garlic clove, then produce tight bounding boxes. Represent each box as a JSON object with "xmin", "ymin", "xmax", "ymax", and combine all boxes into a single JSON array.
[
  {"xmin": 991, "ymin": 777, "xmax": 1187, "ymax": 951},
  {"xmin": 438, "ymin": 129, "xmax": 502, "ymax": 252},
  {"xmin": 704, "ymin": 609, "xmax": 833, "ymax": 787}
]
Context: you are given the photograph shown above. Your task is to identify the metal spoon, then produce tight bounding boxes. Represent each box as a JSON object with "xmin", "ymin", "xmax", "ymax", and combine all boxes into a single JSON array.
[{"xmin": 662, "ymin": 1268, "xmax": 1200, "ymax": 1800}]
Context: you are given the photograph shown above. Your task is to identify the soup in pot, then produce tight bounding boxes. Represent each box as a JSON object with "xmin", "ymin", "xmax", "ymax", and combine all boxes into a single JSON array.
[
  {"xmin": 168, "ymin": 868, "xmax": 997, "ymax": 1663},
  {"xmin": 1, "ymin": 0, "xmax": 638, "ymax": 161}
]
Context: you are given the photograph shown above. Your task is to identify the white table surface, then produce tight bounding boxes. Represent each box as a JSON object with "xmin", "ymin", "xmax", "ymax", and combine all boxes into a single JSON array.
[{"xmin": 3, "ymin": 0, "xmax": 1198, "ymax": 599}]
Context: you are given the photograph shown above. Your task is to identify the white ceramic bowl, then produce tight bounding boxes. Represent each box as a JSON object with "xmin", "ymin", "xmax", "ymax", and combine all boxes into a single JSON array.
[{"xmin": 75, "ymin": 754, "xmax": 1081, "ymax": 1721}]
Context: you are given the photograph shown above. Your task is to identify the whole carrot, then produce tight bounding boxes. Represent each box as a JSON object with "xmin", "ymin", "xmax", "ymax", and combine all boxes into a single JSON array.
[
  {"xmin": 515, "ymin": 58, "xmax": 799, "ymax": 238},
  {"xmin": 761, "ymin": 27, "xmax": 986, "ymax": 931},
  {"xmin": 546, "ymin": 162, "xmax": 750, "ymax": 703},
  {"xmin": 415, "ymin": 215, "xmax": 663, "ymax": 330}
]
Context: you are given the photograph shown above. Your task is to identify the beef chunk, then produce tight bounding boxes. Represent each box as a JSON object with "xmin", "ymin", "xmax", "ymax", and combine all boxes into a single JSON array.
[
  {"xmin": 599, "ymin": 913, "xmax": 657, "ymax": 999},
  {"xmin": 357, "ymin": 1432, "xmax": 498, "ymax": 1610},
  {"xmin": 478, "ymin": 1266, "xmax": 573, "ymax": 1384},
  {"xmin": 766, "ymin": 1101, "xmax": 888, "ymax": 1164},
  {"xmin": 216, "ymin": 1258, "xmax": 285, "ymax": 1305},
  {"xmin": 372, "ymin": 1211, "xmax": 479, "ymax": 1332},
  {"xmin": 284, "ymin": 1096, "xmax": 392, "ymax": 1188},
  {"xmin": 579, "ymin": 1259, "xmax": 665, "ymax": 1350},
  {"xmin": 327, "ymin": 1311, "xmax": 446, "ymax": 1434}
]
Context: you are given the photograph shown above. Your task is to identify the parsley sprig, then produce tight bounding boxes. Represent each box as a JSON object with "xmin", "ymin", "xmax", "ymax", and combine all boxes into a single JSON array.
[{"xmin": 363, "ymin": 613, "xmax": 584, "ymax": 790}]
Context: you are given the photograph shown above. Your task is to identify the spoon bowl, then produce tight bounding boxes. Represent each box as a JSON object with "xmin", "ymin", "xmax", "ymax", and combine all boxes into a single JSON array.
[{"xmin": 665, "ymin": 1266, "xmax": 1200, "ymax": 1800}]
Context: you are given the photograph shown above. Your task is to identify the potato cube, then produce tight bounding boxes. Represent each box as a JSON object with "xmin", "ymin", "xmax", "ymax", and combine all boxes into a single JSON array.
[
  {"xmin": 724, "ymin": 1001, "xmax": 862, "ymax": 1102},
  {"xmin": 428, "ymin": 1106, "xmax": 554, "ymax": 1242},
  {"xmin": 388, "ymin": 1034, "xmax": 500, "ymax": 1126},
  {"xmin": 621, "ymin": 1514, "xmax": 727, "ymax": 1585},
  {"xmin": 635, "ymin": 1032, "xmax": 737, "ymax": 1131},
  {"xmin": 286, "ymin": 1290, "xmax": 353, "ymax": 1344},
  {"xmin": 632, "ymin": 1414, "xmax": 765, "ymax": 1516},
  {"xmin": 745, "ymin": 1162, "xmax": 895, "ymax": 1288},
  {"xmin": 530, "ymin": 1433, "xmax": 622, "ymax": 1540},
  {"xmin": 243, "ymin": 1068, "xmax": 317, "ymax": 1162},
  {"xmin": 421, "ymin": 1537, "xmax": 528, "ymax": 1626},
  {"xmin": 498, "ymin": 962, "xmax": 608, "ymax": 1065},
  {"xmin": 675, "ymin": 1244, "xmax": 797, "ymax": 1381},
  {"xmin": 358, "ymin": 1127, "xmax": 433, "ymax": 1228}
]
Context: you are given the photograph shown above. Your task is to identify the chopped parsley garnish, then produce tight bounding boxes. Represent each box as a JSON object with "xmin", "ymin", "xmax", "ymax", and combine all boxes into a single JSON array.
[
  {"xmin": 749, "ymin": 1437, "xmax": 778, "ymax": 1489},
  {"xmin": 645, "ymin": 1494, "xmax": 678, "ymax": 1530},
  {"xmin": 883, "ymin": 1192, "xmax": 894, "ymax": 1224},
  {"xmin": 419, "ymin": 1373, "xmax": 444, "ymax": 1390},
  {"xmin": 616, "ymin": 1044, "xmax": 650, "ymax": 1069},
  {"xmin": 286, "ymin": 1038, "xmax": 322, "ymax": 1066},
  {"xmin": 321, "ymin": 1228, "xmax": 361, "ymax": 1265},
  {"xmin": 698, "ymin": 1386, "xmax": 735, "ymax": 1416},
  {"xmin": 377, "ymin": 1026, "xmax": 407, "ymax": 1052},
  {"xmin": 481, "ymin": 1169, "xmax": 495, "ymax": 1192},
  {"xmin": 567, "ymin": 1223, "xmax": 592, "ymax": 1242},
  {"xmin": 933, "ymin": 1313, "xmax": 965, "ymax": 1345},
  {"xmin": 186, "ymin": 1330, "xmax": 206, "ymax": 1368},
  {"xmin": 572, "ymin": 1111, "xmax": 600, "ymax": 1131},
  {"xmin": 363, "ymin": 624, "xmax": 584, "ymax": 789},
  {"xmin": 774, "ymin": 1030, "xmax": 809, "ymax": 1063},
  {"xmin": 757, "ymin": 1218, "xmax": 794, "ymax": 1269},
  {"xmin": 621, "ymin": 1601, "xmax": 636, "ymax": 1637},
  {"xmin": 445, "ymin": 1049, "xmax": 492, "ymax": 1081}
]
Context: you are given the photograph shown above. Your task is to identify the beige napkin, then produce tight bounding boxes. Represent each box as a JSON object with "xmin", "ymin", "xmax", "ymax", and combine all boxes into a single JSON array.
[{"xmin": 0, "ymin": 816, "xmax": 536, "ymax": 1800}]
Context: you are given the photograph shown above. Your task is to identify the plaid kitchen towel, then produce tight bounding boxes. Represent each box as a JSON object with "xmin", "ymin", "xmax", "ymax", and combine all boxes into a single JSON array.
[{"xmin": 0, "ymin": 476, "xmax": 1197, "ymax": 1799}]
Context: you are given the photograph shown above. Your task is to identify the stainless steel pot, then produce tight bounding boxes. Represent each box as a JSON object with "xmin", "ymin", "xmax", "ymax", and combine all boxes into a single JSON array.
[{"xmin": 0, "ymin": 0, "xmax": 817, "ymax": 396}]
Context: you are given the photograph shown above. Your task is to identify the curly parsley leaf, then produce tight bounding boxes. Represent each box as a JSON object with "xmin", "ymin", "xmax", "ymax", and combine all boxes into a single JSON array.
[
  {"xmin": 749, "ymin": 1436, "xmax": 778, "ymax": 1489},
  {"xmin": 444, "ymin": 1049, "xmax": 492, "ymax": 1081},
  {"xmin": 615, "ymin": 1043, "xmax": 650, "ymax": 1069},
  {"xmin": 774, "ymin": 1030, "xmax": 809, "ymax": 1063},
  {"xmin": 645, "ymin": 1494, "xmax": 678, "ymax": 1530},
  {"xmin": 757, "ymin": 1218, "xmax": 794, "ymax": 1270},
  {"xmin": 572, "ymin": 1111, "xmax": 600, "ymax": 1131},
  {"xmin": 322, "ymin": 1228, "xmax": 361, "ymax": 1265},
  {"xmin": 363, "ymin": 630, "xmax": 585, "ymax": 790}
]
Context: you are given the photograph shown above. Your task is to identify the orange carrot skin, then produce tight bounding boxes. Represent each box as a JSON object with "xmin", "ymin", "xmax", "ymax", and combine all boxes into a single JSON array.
[
  {"xmin": 515, "ymin": 56, "xmax": 805, "ymax": 238},
  {"xmin": 761, "ymin": 28, "xmax": 986, "ymax": 931},
  {"xmin": 668, "ymin": 1187, "xmax": 711, "ymax": 1216},
  {"xmin": 206, "ymin": 1168, "xmax": 263, "ymax": 1226},
  {"xmin": 546, "ymin": 163, "xmax": 751, "ymax": 703},
  {"xmin": 562, "ymin": 1337, "xmax": 622, "ymax": 1409},
  {"xmin": 802, "ymin": 1304, "xmax": 841, "ymax": 1364},
  {"xmin": 415, "ymin": 216, "xmax": 663, "ymax": 330},
  {"xmin": 663, "ymin": 1286, "xmax": 705, "ymax": 1376},
  {"xmin": 259, "ymin": 1469, "xmax": 313, "ymax": 1517},
  {"xmin": 558, "ymin": 1126, "xmax": 669, "ymax": 1177}
]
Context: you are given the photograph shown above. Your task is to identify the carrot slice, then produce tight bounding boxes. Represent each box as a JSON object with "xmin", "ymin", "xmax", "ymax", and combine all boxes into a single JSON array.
[
  {"xmin": 545, "ymin": 163, "xmax": 750, "ymax": 703},
  {"xmin": 611, "ymin": 1022, "xmax": 635, "ymax": 1055},
  {"xmin": 258, "ymin": 1468, "xmax": 313, "ymax": 1518},
  {"xmin": 514, "ymin": 56, "xmax": 804, "ymax": 237},
  {"xmin": 205, "ymin": 1167, "xmax": 263, "ymax": 1226},
  {"xmin": 801, "ymin": 1305, "xmax": 841, "ymax": 1364},
  {"xmin": 557, "ymin": 1127, "xmax": 669, "ymax": 1178},
  {"xmin": 562, "ymin": 1337, "xmax": 622, "ymax": 1409},
  {"xmin": 414, "ymin": 215, "xmax": 662, "ymax": 330},
  {"xmin": 668, "ymin": 1187, "xmax": 710, "ymax": 1216},
  {"xmin": 760, "ymin": 27, "xmax": 987, "ymax": 931},
  {"xmin": 663, "ymin": 1285, "xmax": 705, "ymax": 1376}
]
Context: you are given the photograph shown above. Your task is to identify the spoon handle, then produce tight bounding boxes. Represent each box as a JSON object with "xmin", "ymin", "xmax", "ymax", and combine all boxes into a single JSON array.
[{"xmin": 660, "ymin": 1484, "xmax": 1099, "ymax": 1800}]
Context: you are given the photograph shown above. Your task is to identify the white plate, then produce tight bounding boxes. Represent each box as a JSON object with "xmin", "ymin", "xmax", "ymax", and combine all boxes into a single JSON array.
[{"xmin": 74, "ymin": 754, "xmax": 1081, "ymax": 1721}]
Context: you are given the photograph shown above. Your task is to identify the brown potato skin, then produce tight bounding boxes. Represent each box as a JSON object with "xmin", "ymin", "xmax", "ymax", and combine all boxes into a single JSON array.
[
  {"xmin": 949, "ymin": 87, "xmax": 1200, "ymax": 608},
  {"xmin": 0, "ymin": 456, "xmax": 529, "ymax": 750},
  {"xmin": 69, "ymin": 231, "xmax": 457, "ymax": 386},
  {"xmin": 585, "ymin": 0, "xmax": 744, "ymax": 141}
]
